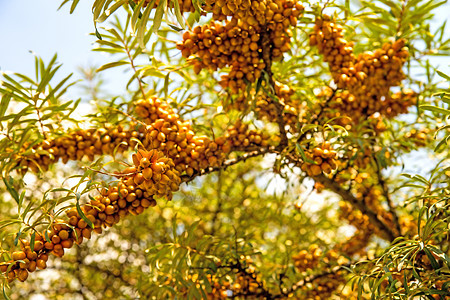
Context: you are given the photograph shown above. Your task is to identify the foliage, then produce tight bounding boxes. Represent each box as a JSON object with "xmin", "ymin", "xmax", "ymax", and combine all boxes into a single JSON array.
[{"xmin": 1, "ymin": 0, "xmax": 450, "ymax": 299}]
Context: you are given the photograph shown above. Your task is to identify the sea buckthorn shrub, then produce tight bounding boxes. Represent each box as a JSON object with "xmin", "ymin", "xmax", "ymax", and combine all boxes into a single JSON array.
[{"xmin": 1, "ymin": 0, "xmax": 449, "ymax": 299}]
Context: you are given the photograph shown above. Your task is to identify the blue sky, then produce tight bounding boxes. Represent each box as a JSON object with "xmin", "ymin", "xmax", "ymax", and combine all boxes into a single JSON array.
[
  {"xmin": 0, "ymin": 0, "xmax": 123, "ymax": 97},
  {"xmin": 0, "ymin": 1, "xmax": 95, "ymax": 75}
]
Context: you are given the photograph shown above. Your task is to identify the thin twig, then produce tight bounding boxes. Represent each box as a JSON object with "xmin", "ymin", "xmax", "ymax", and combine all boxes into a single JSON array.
[{"xmin": 121, "ymin": 37, "xmax": 147, "ymax": 100}]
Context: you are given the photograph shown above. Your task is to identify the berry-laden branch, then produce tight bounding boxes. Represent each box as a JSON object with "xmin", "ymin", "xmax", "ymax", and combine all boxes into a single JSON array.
[
  {"xmin": 1, "ymin": 95, "xmax": 275, "ymax": 283},
  {"xmin": 0, "ymin": 147, "xmax": 180, "ymax": 282}
]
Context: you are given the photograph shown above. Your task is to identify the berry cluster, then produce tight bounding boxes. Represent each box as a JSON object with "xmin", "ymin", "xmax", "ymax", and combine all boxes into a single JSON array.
[
  {"xmin": 208, "ymin": 272, "xmax": 262, "ymax": 299},
  {"xmin": 0, "ymin": 238, "xmax": 48, "ymax": 283},
  {"xmin": 228, "ymin": 81, "xmax": 302, "ymax": 131},
  {"xmin": 301, "ymin": 142, "xmax": 338, "ymax": 176},
  {"xmin": 136, "ymin": 98, "xmax": 231, "ymax": 175},
  {"xmin": 203, "ymin": 0, "xmax": 302, "ymax": 26},
  {"xmin": 14, "ymin": 125, "xmax": 142, "ymax": 173},
  {"xmin": 302, "ymin": 272, "xmax": 345, "ymax": 300},
  {"xmin": 176, "ymin": 0, "xmax": 304, "ymax": 93},
  {"xmin": 136, "ymin": 98, "xmax": 272, "ymax": 177},
  {"xmin": 225, "ymin": 120, "xmax": 270, "ymax": 150},
  {"xmin": 310, "ymin": 15, "xmax": 413, "ymax": 120},
  {"xmin": 129, "ymin": 148, "xmax": 181, "ymax": 199},
  {"xmin": 339, "ymin": 201, "xmax": 376, "ymax": 237},
  {"xmin": 0, "ymin": 146, "xmax": 181, "ymax": 283},
  {"xmin": 403, "ymin": 127, "xmax": 430, "ymax": 148}
]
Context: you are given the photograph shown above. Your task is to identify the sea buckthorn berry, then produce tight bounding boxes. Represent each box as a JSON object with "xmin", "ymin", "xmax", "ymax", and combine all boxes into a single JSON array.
[
  {"xmin": 17, "ymin": 269, "xmax": 29, "ymax": 282},
  {"xmin": 58, "ymin": 230, "xmax": 69, "ymax": 240},
  {"xmin": 12, "ymin": 251, "xmax": 26, "ymax": 261},
  {"xmin": 36, "ymin": 259, "xmax": 47, "ymax": 270}
]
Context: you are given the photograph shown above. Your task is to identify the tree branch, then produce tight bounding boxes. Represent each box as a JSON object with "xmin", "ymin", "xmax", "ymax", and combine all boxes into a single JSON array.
[
  {"xmin": 374, "ymin": 158, "xmax": 402, "ymax": 236},
  {"xmin": 260, "ymin": 28, "xmax": 288, "ymax": 150},
  {"xmin": 314, "ymin": 173, "xmax": 397, "ymax": 242}
]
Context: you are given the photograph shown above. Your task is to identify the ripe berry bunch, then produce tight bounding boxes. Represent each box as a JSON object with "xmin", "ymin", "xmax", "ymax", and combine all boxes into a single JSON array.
[
  {"xmin": 0, "ymin": 147, "xmax": 181, "ymax": 283},
  {"xmin": 176, "ymin": 1, "xmax": 304, "ymax": 93},
  {"xmin": 403, "ymin": 127, "xmax": 430, "ymax": 148},
  {"xmin": 0, "ymin": 237, "xmax": 48, "ymax": 283},
  {"xmin": 207, "ymin": 271, "xmax": 262, "ymax": 298},
  {"xmin": 130, "ymin": 148, "xmax": 181, "ymax": 200},
  {"xmin": 178, "ymin": 20, "xmax": 266, "ymax": 93},
  {"xmin": 208, "ymin": 275, "xmax": 233, "ymax": 299},
  {"xmin": 339, "ymin": 202, "xmax": 376, "ymax": 235},
  {"xmin": 254, "ymin": 82, "xmax": 301, "ymax": 129},
  {"xmin": 225, "ymin": 120, "xmax": 270, "ymax": 150},
  {"xmin": 301, "ymin": 142, "xmax": 338, "ymax": 176},
  {"xmin": 136, "ymin": 97, "xmax": 270, "ymax": 177},
  {"xmin": 226, "ymin": 81, "xmax": 301, "ymax": 131},
  {"xmin": 311, "ymin": 15, "xmax": 412, "ymax": 119},
  {"xmin": 302, "ymin": 272, "xmax": 345, "ymax": 300},
  {"xmin": 379, "ymin": 89, "xmax": 417, "ymax": 118},
  {"xmin": 15, "ymin": 124, "xmax": 142, "ymax": 173},
  {"xmin": 324, "ymin": 84, "xmax": 415, "ymax": 124},
  {"xmin": 309, "ymin": 16, "xmax": 355, "ymax": 79},
  {"xmin": 135, "ymin": 98, "xmax": 232, "ymax": 176}
]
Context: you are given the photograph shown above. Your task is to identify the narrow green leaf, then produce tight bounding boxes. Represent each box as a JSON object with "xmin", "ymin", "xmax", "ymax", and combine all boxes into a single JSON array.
[
  {"xmin": 131, "ymin": 0, "xmax": 146, "ymax": 32},
  {"xmin": 30, "ymin": 231, "xmax": 36, "ymax": 252},
  {"xmin": 44, "ymin": 228, "xmax": 51, "ymax": 243},
  {"xmin": 0, "ymin": 94, "xmax": 11, "ymax": 122},
  {"xmin": 420, "ymin": 105, "xmax": 450, "ymax": 115},
  {"xmin": 97, "ymin": 0, "xmax": 128, "ymax": 23},
  {"xmin": 153, "ymin": 0, "xmax": 166, "ymax": 33},
  {"xmin": 76, "ymin": 199, "xmax": 94, "ymax": 229},
  {"xmin": 295, "ymin": 143, "xmax": 315, "ymax": 164},
  {"xmin": 3, "ymin": 177, "xmax": 20, "ymax": 205},
  {"xmin": 173, "ymin": 0, "xmax": 185, "ymax": 29},
  {"xmin": 95, "ymin": 26, "xmax": 103, "ymax": 40},
  {"xmin": 96, "ymin": 61, "xmax": 130, "ymax": 72},
  {"xmin": 93, "ymin": 0, "xmax": 107, "ymax": 20},
  {"xmin": 164, "ymin": 72, "xmax": 170, "ymax": 98},
  {"xmin": 423, "ymin": 247, "xmax": 440, "ymax": 270},
  {"xmin": 14, "ymin": 230, "xmax": 21, "ymax": 246},
  {"xmin": 3, "ymin": 285, "xmax": 11, "ymax": 300},
  {"xmin": 137, "ymin": 0, "xmax": 156, "ymax": 48},
  {"xmin": 436, "ymin": 70, "xmax": 450, "ymax": 81}
]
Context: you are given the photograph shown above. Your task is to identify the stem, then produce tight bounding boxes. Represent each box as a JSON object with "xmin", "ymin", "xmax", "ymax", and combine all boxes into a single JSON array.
[
  {"xmin": 395, "ymin": 0, "xmax": 408, "ymax": 38},
  {"xmin": 210, "ymin": 170, "xmax": 223, "ymax": 235},
  {"xmin": 260, "ymin": 28, "xmax": 288, "ymax": 150},
  {"xmin": 33, "ymin": 98, "xmax": 47, "ymax": 140},
  {"xmin": 122, "ymin": 37, "xmax": 147, "ymax": 100},
  {"xmin": 374, "ymin": 158, "xmax": 402, "ymax": 236},
  {"xmin": 314, "ymin": 173, "xmax": 397, "ymax": 242}
]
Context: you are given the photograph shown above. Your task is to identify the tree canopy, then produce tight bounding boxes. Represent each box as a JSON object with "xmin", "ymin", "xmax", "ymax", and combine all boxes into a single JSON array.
[{"xmin": 1, "ymin": 0, "xmax": 450, "ymax": 299}]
